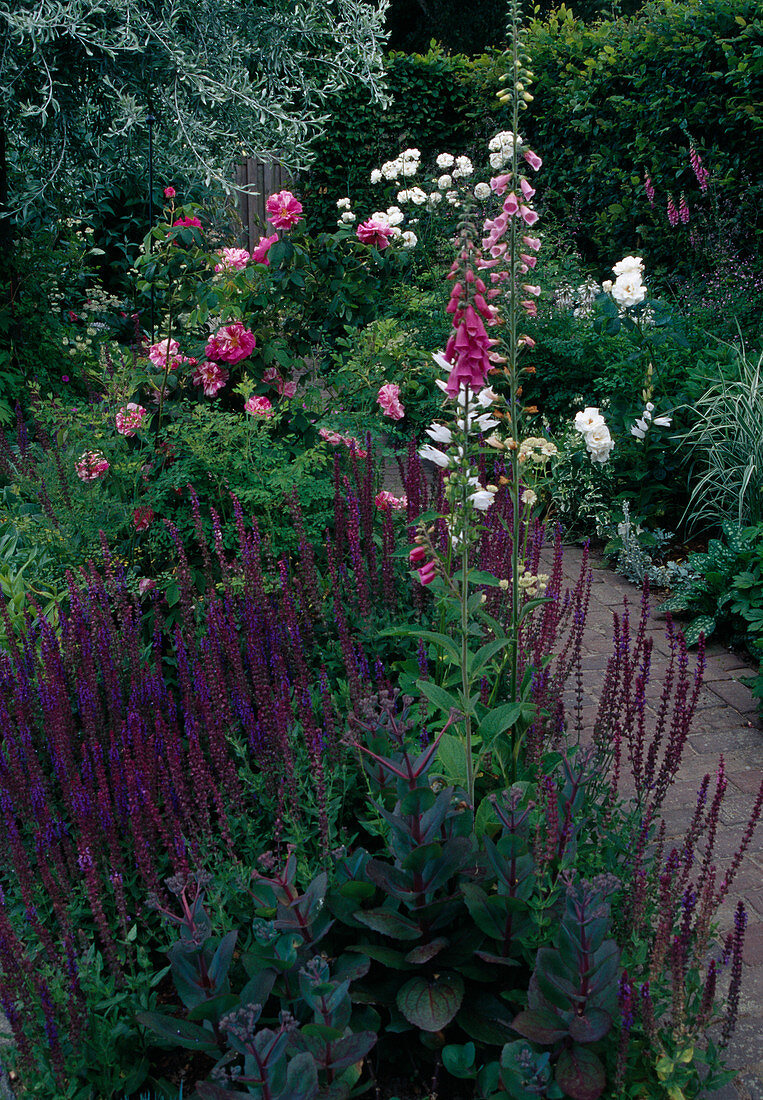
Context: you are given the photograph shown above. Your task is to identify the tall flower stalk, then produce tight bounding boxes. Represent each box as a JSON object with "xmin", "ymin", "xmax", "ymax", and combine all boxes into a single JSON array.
[{"xmin": 413, "ymin": 0, "xmax": 544, "ymax": 803}]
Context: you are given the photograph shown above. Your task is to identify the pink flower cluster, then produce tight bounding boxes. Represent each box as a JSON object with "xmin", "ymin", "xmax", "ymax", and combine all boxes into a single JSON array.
[
  {"xmin": 214, "ymin": 247, "xmax": 250, "ymax": 273},
  {"xmin": 205, "ymin": 322, "xmax": 257, "ymax": 364},
  {"xmin": 644, "ymin": 171, "xmax": 655, "ymax": 207},
  {"xmin": 252, "ymin": 233, "xmax": 278, "ymax": 265},
  {"xmin": 75, "ymin": 451, "xmax": 109, "ymax": 481},
  {"xmin": 133, "ymin": 506, "xmax": 155, "ymax": 531},
  {"xmin": 192, "ymin": 361, "xmax": 229, "ymax": 396},
  {"xmin": 265, "ymin": 190, "xmax": 303, "ymax": 231},
  {"xmin": 667, "ymin": 196, "xmax": 679, "ymax": 227},
  {"xmin": 245, "ymin": 395, "xmax": 273, "ymax": 417},
  {"xmin": 318, "ymin": 428, "xmax": 368, "ymax": 457},
  {"xmin": 441, "ymin": 273, "xmax": 498, "ymax": 397},
  {"xmin": 263, "ymin": 368, "xmax": 297, "ymax": 398},
  {"xmin": 375, "ymin": 490, "xmax": 407, "ymax": 512},
  {"xmin": 115, "ymin": 402, "xmax": 147, "ymax": 437},
  {"xmin": 377, "ymin": 382, "xmax": 404, "ymax": 420},
  {"xmin": 148, "ymin": 338, "xmax": 186, "ymax": 371},
  {"xmin": 356, "ymin": 218, "xmax": 393, "ymax": 250},
  {"xmin": 409, "ymin": 543, "xmax": 436, "ymax": 585},
  {"xmin": 690, "ymin": 146, "xmax": 710, "ymax": 194}
]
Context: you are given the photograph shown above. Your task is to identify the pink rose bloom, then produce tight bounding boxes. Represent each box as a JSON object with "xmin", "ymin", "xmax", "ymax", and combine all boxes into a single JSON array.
[
  {"xmin": 133, "ymin": 506, "xmax": 155, "ymax": 532},
  {"xmin": 205, "ymin": 322, "xmax": 257, "ymax": 364},
  {"xmin": 164, "ymin": 186, "xmax": 176, "ymax": 199},
  {"xmin": 375, "ymin": 490, "xmax": 407, "ymax": 512},
  {"xmin": 214, "ymin": 247, "xmax": 250, "ymax": 273},
  {"xmin": 278, "ymin": 380, "xmax": 298, "ymax": 398},
  {"xmin": 251, "ymin": 233, "xmax": 279, "ymax": 265},
  {"xmin": 319, "ymin": 427, "xmax": 345, "ymax": 445},
  {"xmin": 343, "ymin": 436, "xmax": 367, "ymax": 458},
  {"xmin": 356, "ymin": 218, "xmax": 393, "ymax": 250},
  {"xmin": 245, "ymin": 395, "xmax": 273, "ymax": 417},
  {"xmin": 115, "ymin": 402, "xmax": 147, "ymax": 437},
  {"xmin": 377, "ymin": 382, "xmax": 405, "ymax": 420},
  {"xmin": 265, "ymin": 190, "xmax": 303, "ymax": 230},
  {"xmin": 172, "ymin": 216, "xmax": 202, "ymax": 228},
  {"xmin": 192, "ymin": 361, "xmax": 229, "ymax": 396},
  {"xmin": 75, "ymin": 451, "xmax": 109, "ymax": 481},
  {"xmin": 148, "ymin": 338, "xmax": 184, "ymax": 370}
]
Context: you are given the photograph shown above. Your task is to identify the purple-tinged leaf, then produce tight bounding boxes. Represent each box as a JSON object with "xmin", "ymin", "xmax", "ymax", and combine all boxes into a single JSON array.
[
  {"xmin": 136, "ymin": 1011, "xmax": 220, "ymax": 1054},
  {"xmin": 568, "ymin": 1008, "xmax": 612, "ymax": 1043},
  {"xmin": 511, "ymin": 1008, "xmax": 568, "ymax": 1045},
  {"xmin": 208, "ymin": 929, "xmax": 238, "ymax": 989},
  {"xmin": 356, "ymin": 908, "xmax": 422, "ymax": 940},
  {"xmin": 324, "ymin": 1030, "xmax": 377, "ymax": 1072},
  {"xmin": 405, "ymin": 937, "xmax": 449, "ymax": 964},
  {"xmin": 397, "ymin": 973, "xmax": 464, "ymax": 1032},
  {"xmin": 555, "ymin": 1045, "xmax": 607, "ymax": 1100}
]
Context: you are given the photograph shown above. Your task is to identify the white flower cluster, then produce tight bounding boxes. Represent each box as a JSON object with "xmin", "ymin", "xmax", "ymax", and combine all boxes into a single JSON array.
[
  {"xmin": 516, "ymin": 563, "xmax": 549, "ymax": 597},
  {"xmin": 630, "ymin": 401, "xmax": 672, "ymax": 439},
  {"xmin": 397, "ymin": 186, "xmax": 427, "ymax": 206},
  {"xmin": 518, "ymin": 436, "xmax": 558, "ymax": 464},
  {"xmin": 488, "ymin": 130, "xmax": 522, "ymax": 170},
  {"xmin": 573, "ymin": 407, "xmax": 615, "ymax": 464},
  {"xmin": 372, "ymin": 147, "xmax": 421, "ymax": 183},
  {"xmin": 603, "ymin": 255, "xmax": 646, "ymax": 311},
  {"xmin": 451, "ymin": 155, "xmax": 473, "ymax": 179}
]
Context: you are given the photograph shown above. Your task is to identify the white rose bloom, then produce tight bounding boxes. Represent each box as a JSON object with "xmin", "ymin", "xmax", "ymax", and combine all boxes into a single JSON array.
[
  {"xmin": 340, "ymin": 211, "xmax": 356, "ymax": 223},
  {"xmin": 612, "ymin": 273, "xmax": 646, "ymax": 309},
  {"xmin": 401, "ymin": 230, "xmax": 418, "ymax": 248},
  {"xmin": 426, "ymin": 423, "xmax": 453, "ymax": 444},
  {"xmin": 612, "ymin": 255, "xmax": 644, "ymax": 277},
  {"xmin": 419, "ymin": 444, "xmax": 451, "ymax": 468},
  {"xmin": 386, "ymin": 205, "xmax": 405, "ymax": 226},
  {"xmin": 370, "ymin": 168, "xmax": 382, "ymax": 184},
  {"xmin": 336, "ymin": 197, "xmax": 351, "ymax": 210},
  {"xmin": 382, "ymin": 158, "xmax": 402, "ymax": 180},
  {"xmin": 402, "ymin": 147, "xmax": 421, "ymax": 160},
  {"xmin": 400, "ymin": 160, "xmax": 418, "ymax": 177},
  {"xmin": 428, "ymin": 192, "xmax": 443, "ymax": 205},
  {"xmin": 470, "ymin": 488, "xmax": 496, "ymax": 512},
  {"xmin": 602, "ymin": 280, "xmax": 613, "ymax": 294},
  {"xmin": 574, "ymin": 408, "xmax": 605, "ymax": 434},
  {"xmin": 489, "ymin": 152, "xmax": 506, "ymax": 169},
  {"xmin": 436, "ymin": 152, "xmax": 454, "ymax": 168},
  {"xmin": 396, "ymin": 190, "xmax": 411, "ymax": 204},
  {"xmin": 452, "ymin": 156, "xmax": 474, "ymax": 178},
  {"xmin": 371, "ymin": 211, "xmax": 391, "ymax": 225},
  {"xmin": 409, "ymin": 187, "xmax": 427, "ymax": 206},
  {"xmin": 388, "ymin": 225, "xmax": 402, "ymax": 239},
  {"xmin": 585, "ymin": 424, "xmax": 615, "ymax": 463},
  {"xmin": 437, "ymin": 174, "xmax": 453, "ymax": 191},
  {"xmin": 474, "ymin": 182, "xmax": 491, "ymax": 200},
  {"xmin": 445, "ymin": 190, "xmax": 460, "ymax": 205},
  {"xmin": 489, "ymin": 130, "xmax": 521, "ymax": 151}
]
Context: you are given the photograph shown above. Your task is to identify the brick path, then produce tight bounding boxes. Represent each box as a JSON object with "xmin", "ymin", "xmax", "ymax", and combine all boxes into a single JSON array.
[{"xmin": 559, "ymin": 545, "xmax": 763, "ymax": 1099}]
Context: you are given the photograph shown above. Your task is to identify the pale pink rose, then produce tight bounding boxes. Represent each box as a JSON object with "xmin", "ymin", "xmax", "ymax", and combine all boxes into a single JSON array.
[
  {"xmin": 263, "ymin": 367, "xmax": 279, "ymax": 383},
  {"xmin": 245, "ymin": 395, "xmax": 273, "ymax": 417},
  {"xmin": 214, "ymin": 247, "xmax": 250, "ymax": 273},
  {"xmin": 377, "ymin": 382, "xmax": 405, "ymax": 420},
  {"xmin": 148, "ymin": 338, "xmax": 184, "ymax": 370},
  {"xmin": 251, "ymin": 233, "xmax": 279, "ymax": 264},
  {"xmin": 192, "ymin": 361, "xmax": 229, "ymax": 396},
  {"xmin": 75, "ymin": 451, "xmax": 109, "ymax": 481},
  {"xmin": 115, "ymin": 402, "xmax": 147, "ymax": 437},
  {"xmin": 356, "ymin": 218, "xmax": 393, "ymax": 250},
  {"xmin": 265, "ymin": 190, "xmax": 303, "ymax": 230},
  {"xmin": 319, "ymin": 427, "xmax": 345, "ymax": 445},
  {"xmin": 205, "ymin": 322, "xmax": 257, "ymax": 364},
  {"xmin": 375, "ymin": 490, "xmax": 407, "ymax": 512}
]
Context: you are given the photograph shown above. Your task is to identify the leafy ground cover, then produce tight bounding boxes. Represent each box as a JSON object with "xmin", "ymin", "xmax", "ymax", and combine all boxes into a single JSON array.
[{"xmin": 1, "ymin": 2, "xmax": 762, "ymax": 1097}]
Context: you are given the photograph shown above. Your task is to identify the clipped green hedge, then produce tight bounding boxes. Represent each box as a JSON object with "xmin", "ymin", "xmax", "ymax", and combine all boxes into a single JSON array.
[
  {"xmin": 301, "ymin": 46, "xmax": 505, "ymax": 230},
  {"xmin": 524, "ymin": 0, "xmax": 762, "ymax": 263},
  {"xmin": 304, "ymin": 0, "xmax": 762, "ymax": 265}
]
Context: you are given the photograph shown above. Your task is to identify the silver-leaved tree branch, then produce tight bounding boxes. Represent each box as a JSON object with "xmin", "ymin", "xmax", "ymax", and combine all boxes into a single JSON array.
[{"xmin": 0, "ymin": 0, "xmax": 390, "ymax": 227}]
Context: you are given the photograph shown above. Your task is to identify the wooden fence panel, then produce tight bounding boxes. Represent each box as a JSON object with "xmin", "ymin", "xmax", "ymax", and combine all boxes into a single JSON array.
[{"xmin": 235, "ymin": 158, "xmax": 292, "ymax": 250}]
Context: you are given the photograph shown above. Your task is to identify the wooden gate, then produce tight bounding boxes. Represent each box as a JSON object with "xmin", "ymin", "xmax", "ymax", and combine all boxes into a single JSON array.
[{"xmin": 235, "ymin": 158, "xmax": 293, "ymax": 250}]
